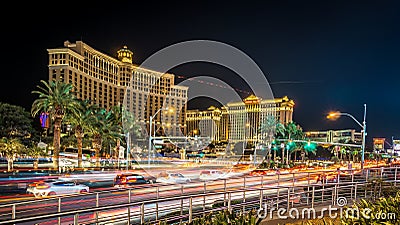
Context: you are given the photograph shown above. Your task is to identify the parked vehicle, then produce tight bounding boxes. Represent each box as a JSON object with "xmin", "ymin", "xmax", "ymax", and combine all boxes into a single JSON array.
[
  {"xmin": 26, "ymin": 180, "xmax": 89, "ymax": 198},
  {"xmin": 113, "ymin": 173, "xmax": 151, "ymax": 188},
  {"xmin": 156, "ymin": 172, "xmax": 191, "ymax": 184}
]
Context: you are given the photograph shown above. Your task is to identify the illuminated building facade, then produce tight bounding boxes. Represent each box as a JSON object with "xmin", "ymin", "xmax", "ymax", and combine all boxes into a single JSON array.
[
  {"xmin": 226, "ymin": 95, "xmax": 294, "ymax": 143},
  {"xmin": 186, "ymin": 95, "xmax": 295, "ymax": 144},
  {"xmin": 186, "ymin": 106, "xmax": 222, "ymax": 142},
  {"xmin": 47, "ymin": 41, "xmax": 188, "ymax": 137},
  {"xmin": 305, "ymin": 129, "xmax": 363, "ymax": 144}
]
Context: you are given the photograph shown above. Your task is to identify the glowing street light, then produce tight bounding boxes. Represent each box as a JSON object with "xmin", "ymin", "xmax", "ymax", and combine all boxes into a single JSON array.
[
  {"xmin": 148, "ymin": 107, "xmax": 174, "ymax": 167},
  {"xmin": 327, "ymin": 104, "xmax": 367, "ymax": 169}
]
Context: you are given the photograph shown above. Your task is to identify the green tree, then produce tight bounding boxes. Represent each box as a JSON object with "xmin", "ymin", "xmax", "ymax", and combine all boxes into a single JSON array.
[
  {"xmin": 31, "ymin": 80, "xmax": 81, "ymax": 170},
  {"xmin": 121, "ymin": 106, "xmax": 142, "ymax": 159},
  {"xmin": 0, "ymin": 102, "xmax": 35, "ymax": 143},
  {"xmin": 0, "ymin": 137, "xmax": 26, "ymax": 171},
  {"xmin": 275, "ymin": 121, "xmax": 304, "ymax": 165},
  {"xmin": 87, "ymin": 105, "xmax": 120, "ymax": 168},
  {"xmin": 258, "ymin": 115, "xmax": 278, "ymax": 162},
  {"xmin": 26, "ymin": 145, "xmax": 48, "ymax": 169},
  {"xmin": 65, "ymin": 99, "xmax": 94, "ymax": 168}
]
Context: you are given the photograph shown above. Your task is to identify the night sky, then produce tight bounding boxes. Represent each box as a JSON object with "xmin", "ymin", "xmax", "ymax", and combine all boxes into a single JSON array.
[{"xmin": 2, "ymin": 1, "xmax": 400, "ymax": 148}]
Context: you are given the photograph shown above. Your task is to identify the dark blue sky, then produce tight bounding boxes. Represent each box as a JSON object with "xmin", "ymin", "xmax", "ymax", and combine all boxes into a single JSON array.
[{"xmin": 1, "ymin": 1, "xmax": 399, "ymax": 148}]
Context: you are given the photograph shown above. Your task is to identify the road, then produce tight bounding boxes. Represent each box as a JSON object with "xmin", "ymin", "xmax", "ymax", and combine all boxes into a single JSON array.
[
  {"xmin": 0, "ymin": 169, "xmax": 317, "ymax": 225},
  {"xmin": 0, "ymin": 163, "xmax": 384, "ymax": 225}
]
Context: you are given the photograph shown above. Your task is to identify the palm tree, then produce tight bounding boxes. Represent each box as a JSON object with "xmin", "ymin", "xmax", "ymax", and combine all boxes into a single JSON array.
[
  {"xmin": 258, "ymin": 115, "xmax": 278, "ymax": 162},
  {"xmin": 31, "ymin": 80, "xmax": 81, "ymax": 170},
  {"xmin": 0, "ymin": 137, "xmax": 26, "ymax": 171},
  {"xmin": 87, "ymin": 105, "xmax": 120, "ymax": 168},
  {"xmin": 121, "ymin": 106, "xmax": 142, "ymax": 159},
  {"xmin": 275, "ymin": 122, "xmax": 286, "ymax": 164},
  {"xmin": 109, "ymin": 104, "xmax": 141, "ymax": 162},
  {"xmin": 65, "ymin": 99, "xmax": 93, "ymax": 168}
]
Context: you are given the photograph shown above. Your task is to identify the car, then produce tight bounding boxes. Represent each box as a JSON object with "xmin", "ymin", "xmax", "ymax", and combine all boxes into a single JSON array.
[
  {"xmin": 156, "ymin": 172, "xmax": 191, "ymax": 184},
  {"xmin": 113, "ymin": 173, "xmax": 151, "ymax": 188},
  {"xmin": 26, "ymin": 180, "xmax": 89, "ymax": 198},
  {"xmin": 199, "ymin": 170, "xmax": 226, "ymax": 181}
]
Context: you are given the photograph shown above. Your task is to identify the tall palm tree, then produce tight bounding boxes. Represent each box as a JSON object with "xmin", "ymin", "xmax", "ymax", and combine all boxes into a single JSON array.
[
  {"xmin": 87, "ymin": 105, "xmax": 120, "ymax": 168},
  {"xmin": 0, "ymin": 137, "xmax": 26, "ymax": 171},
  {"xmin": 275, "ymin": 122, "xmax": 286, "ymax": 164},
  {"xmin": 31, "ymin": 80, "xmax": 81, "ymax": 170},
  {"xmin": 121, "ymin": 106, "xmax": 142, "ymax": 157},
  {"xmin": 110, "ymin": 104, "xmax": 141, "ymax": 154},
  {"xmin": 65, "ymin": 99, "xmax": 93, "ymax": 168},
  {"xmin": 258, "ymin": 115, "xmax": 278, "ymax": 162},
  {"xmin": 275, "ymin": 121, "xmax": 304, "ymax": 165},
  {"xmin": 110, "ymin": 104, "xmax": 123, "ymax": 160}
]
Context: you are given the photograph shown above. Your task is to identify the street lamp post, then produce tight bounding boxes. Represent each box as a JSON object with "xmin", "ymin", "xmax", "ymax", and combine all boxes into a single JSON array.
[
  {"xmin": 126, "ymin": 132, "xmax": 130, "ymax": 170},
  {"xmin": 148, "ymin": 107, "xmax": 174, "ymax": 167},
  {"xmin": 280, "ymin": 143, "xmax": 285, "ymax": 165},
  {"xmin": 327, "ymin": 104, "xmax": 367, "ymax": 169}
]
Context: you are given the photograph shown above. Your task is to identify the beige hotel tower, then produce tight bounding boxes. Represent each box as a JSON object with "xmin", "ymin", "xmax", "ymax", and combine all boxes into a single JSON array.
[{"xmin": 47, "ymin": 41, "xmax": 188, "ymax": 137}]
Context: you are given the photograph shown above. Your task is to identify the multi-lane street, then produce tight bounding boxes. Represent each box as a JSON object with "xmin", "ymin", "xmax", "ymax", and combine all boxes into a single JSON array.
[{"xmin": 0, "ymin": 162, "xmax": 391, "ymax": 225}]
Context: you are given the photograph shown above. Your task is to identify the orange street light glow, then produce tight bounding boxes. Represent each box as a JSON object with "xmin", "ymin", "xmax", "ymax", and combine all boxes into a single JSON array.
[{"xmin": 327, "ymin": 111, "xmax": 341, "ymax": 120}]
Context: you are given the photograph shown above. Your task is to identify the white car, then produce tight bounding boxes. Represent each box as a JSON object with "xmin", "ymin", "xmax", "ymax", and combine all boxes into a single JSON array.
[
  {"xmin": 26, "ymin": 180, "xmax": 89, "ymax": 198},
  {"xmin": 58, "ymin": 170, "xmax": 118, "ymax": 183},
  {"xmin": 156, "ymin": 172, "xmax": 191, "ymax": 184},
  {"xmin": 199, "ymin": 170, "xmax": 227, "ymax": 181}
]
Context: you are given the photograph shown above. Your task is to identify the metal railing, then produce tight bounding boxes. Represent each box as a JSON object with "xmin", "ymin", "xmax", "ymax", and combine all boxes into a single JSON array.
[{"xmin": 0, "ymin": 166, "xmax": 398, "ymax": 224}]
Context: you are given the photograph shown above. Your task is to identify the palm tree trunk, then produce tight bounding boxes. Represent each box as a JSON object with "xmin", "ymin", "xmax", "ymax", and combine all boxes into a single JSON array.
[
  {"xmin": 76, "ymin": 132, "xmax": 83, "ymax": 168},
  {"xmin": 93, "ymin": 134, "xmax": 102, "ymax": 168},
  {"xmin": 7, "ymin": 158, "xmax": 13, "ymax": 172},
  {"xmin": 115, "ymin": 138, "xmax": 120, "ymax": 159},
  {"xmin": 34, "ymin": 158, "xmax": 39, "ymax": 169},
  {"xmin": 53, "ymin": 117, "xmax": 62, "ymax": 171}
]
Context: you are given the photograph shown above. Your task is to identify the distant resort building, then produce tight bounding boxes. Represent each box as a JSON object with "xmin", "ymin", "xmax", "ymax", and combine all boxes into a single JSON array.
[
  {"xmin": 304, "ymin": 129, "xmax": 363, "ymax": 145},
  {"xmin": 186, "ymin": 95, "xmax": 295, "ymax": 144}
]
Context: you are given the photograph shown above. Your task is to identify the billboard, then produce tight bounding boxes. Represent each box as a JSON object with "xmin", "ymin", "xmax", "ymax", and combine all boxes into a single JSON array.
[{"xmin": 373, "ymin": 138, "xmax": 385, "ymax": 150}]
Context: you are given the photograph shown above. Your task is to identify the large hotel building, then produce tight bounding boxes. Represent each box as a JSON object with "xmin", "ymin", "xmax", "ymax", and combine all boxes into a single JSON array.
[
  {"xmin": 47, "ymin": 41, "xmax": 188, "ymax": 137},
  {"xmin": 186, "ymin": 95, "xmax": 295, "ymax": 144}
]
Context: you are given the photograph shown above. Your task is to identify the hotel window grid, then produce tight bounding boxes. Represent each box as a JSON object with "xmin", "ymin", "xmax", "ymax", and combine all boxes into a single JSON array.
[{"xmin": 48, "ymin": 40, "xmax": 188, "ymax": 137}]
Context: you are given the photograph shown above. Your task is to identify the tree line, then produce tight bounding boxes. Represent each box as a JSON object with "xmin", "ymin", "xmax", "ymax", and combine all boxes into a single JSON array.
[{"xmin": 0, "ymin": 80, "xmax": 140, "ymax": 171}]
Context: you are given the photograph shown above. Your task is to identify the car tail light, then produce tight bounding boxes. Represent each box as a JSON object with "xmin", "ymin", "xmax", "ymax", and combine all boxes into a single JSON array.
[{"xmin": 29, "ymin": 183, "xmax": 38, "ymax": 187}]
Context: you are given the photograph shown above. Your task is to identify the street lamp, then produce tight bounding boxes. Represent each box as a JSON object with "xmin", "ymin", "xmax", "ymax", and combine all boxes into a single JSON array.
[
  {"xmin": 148, "ymin": 107, "xmax": 174, "ymax": 167},
  {"xmin": 327, "ymin": 104, "xmax": 367, "ymax": 169}
]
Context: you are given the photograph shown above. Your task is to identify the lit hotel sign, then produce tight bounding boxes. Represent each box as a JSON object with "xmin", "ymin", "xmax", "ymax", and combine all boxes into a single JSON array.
[{"xmin": 373, "ymin": 138, "xmax": 385, "ymax": 150}]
